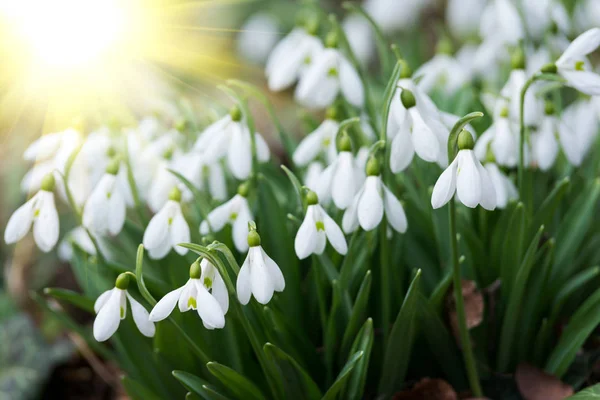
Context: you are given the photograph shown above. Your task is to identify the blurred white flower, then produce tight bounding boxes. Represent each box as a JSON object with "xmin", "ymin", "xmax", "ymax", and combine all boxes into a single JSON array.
[
  {"xmin": 295, "ymin": 191, "xmax": 347, "ymax": 259},
  {"xmin": 304, "ymin": 162, "xmax": 324, "ymax": 193},
  {"xmin": 316, "ymin": 148, "xmax": 359, "ymax": 210},
  {"xmin": 364, "ymin": 0, "xmax": 431, "ymax": 33},
  {"xmin": 94, "ymin": 275, "xmax": 155, "ymax": 342},
  {"xmin": 149, "ymin": 259, "xmax": 228, "ymax": 330},
  {"xmin": 5, "ymin": 174, "xmax": 59, "ymax": 252},
  {"xmin": 446, "ymin": 0, "xmax": 486, "ymax": 40},
  {"xmin": 293, "ymin": 118, "xmax": 339, "ymax": 167},
  {"xmin": 480, "ymin": 0, "xmax": 523, "ymax": 44},
  {"xmin": 414, "ymin": 53, "xmax": 469, "ymax": 96},
  {"xmin": 484, "ymin": 163, "xmax": 517, "ymax": 209},
  {"xmin": 58, "ymin": 227, "xmax": 98, "ymax": 261},
  {"xmin": 295, "ymin": 48, "xmax": 364, "ymax": 109},
  {"xmin": 475, "ymin": 101, "xmax": 519, "ymax": 167},
  {"xmin": 237, "ymin": 228, "xmax": 285, "ymax": 305},
  {"xmin": 555, "ymin": 28, "xmax": 600, "ymax": 95},
  {"xmin": 237, "ymin": 13, "xmax": 280, "ymax": 64},
  {"xmin": 343, "ymin": 14, "xmax": 375, "ymax": 66}
]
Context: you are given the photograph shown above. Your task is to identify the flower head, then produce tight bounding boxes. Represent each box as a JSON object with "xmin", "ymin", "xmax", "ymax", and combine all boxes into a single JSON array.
[
  {"xmin": 555, "ymin": 28, "xmax": 600, "ymax": 95},
  {"xmin": 149, "ymin": 259, "xmax": 228, "ymax": 329},
  {"xmin": 93, "ymin": 273, "xmax": 155, "ymax": 342},
  {"xmin": 292, "ymin": 116, "xmax": 339, "ymax": 167}
]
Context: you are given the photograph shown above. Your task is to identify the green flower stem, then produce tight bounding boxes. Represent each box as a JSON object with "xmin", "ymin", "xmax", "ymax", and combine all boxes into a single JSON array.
[
  {"xmin": 379, "ymin": 221, "xmax": 391, "ymax": 342},
  {"xmin": 311, "ymin": 255, "xmax": 328, "ymax": 336}
]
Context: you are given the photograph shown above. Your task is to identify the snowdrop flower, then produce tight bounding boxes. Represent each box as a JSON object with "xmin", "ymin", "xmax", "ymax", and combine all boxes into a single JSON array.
[
  {"xmin": 82, "ymin": 160, "xmax": 127, "ymax": 236},
  {"xmin": 484, "ymin": 163, "xmax": 517, "ymax": 209},
  {"xmin": 295, "ymin": 34, "xmax": 364, "ymax": 109},
  {"xmin": 343, "ymin": 14, "xmax": 375, "ymax": 66},
  {"xmin": 58, "ymin": 227, "xmax": 98, "ymax": 261},
  {"xmin": 266, "ymin": 24, "xmax": 323, "ymax": 91},
  {"xmin": 480, "ymin": 0, "xmax": 523, "ymax": 45},
  {"xmin": 5, "ymin": 173, "xmax": 59, "ymax": 252},
  {"xmin": 414, "ymin": 41, "xmax": 469, "ymax": 95},
  {"xmin": 293, "ymin": 112, "xmax": 339, "ymax": 167},
  {"xmin": 474, "ymin": 102, "xmax": 519, "ymax": 167},
  {"xmin": 446, "ymin": 0, "xmax": 486, "ymax": 40},
  {"xmin": 364, "ymin": 0, "xmax": 430, "ymax": 33},
  {"xmin": 304, "ymin": 162, "xmax": 324, "ymax": 193},
  {"xmin": 149, "ymin": 259, "xmax": 228, "ymax": 329},
  {"xmin": 552, "ymin": 28, "xmax": 600, "ymax": 95},
  {"xmin": 200, "ymin": 183, "xmax": 253, "ymax": 252},
  {"xmin": 143, "ymin": 187, "xmax": 190, "ymax": 259},
  {"xmin": 574, "ymin": 0, "xmax": 600, "ymax": 32},
  {"xmin": 501, "ymin": 51, "xmax": 543, "ymax": 126},
  {"xmin": 194, "ymin": 107, "xmax": 270, "ymax": 180},
  {"xmin": 237, "ymin": 226, "xmax": 285, "ymax": 305},
  {"xmin": 561, "ymin": 99, "xmax": 598, "ymax": 163},
  {"xmin": 316, "ymin": 135, "xmax": 359, "ymax": 209},
  {"xmin": 237, "ymin": 13, "xmax": 280, "ymax": 64},
  {"xmin": 432, "ymin": 130, "xmax": 496, "ymax": 210},
  {"xmin": 295, "ymin": 191, "xmax": 347, "ymax": 259},
  {"xmin": 93, "ymin": 273, "xmax": 155, "ymax": 342},
  {"xmin": 342, "ymin": 157, "xmax": 407, "ymax": 233},
  {"xmin": 389, "ymin": 88, "xmax": 446, "ymax": 173}
]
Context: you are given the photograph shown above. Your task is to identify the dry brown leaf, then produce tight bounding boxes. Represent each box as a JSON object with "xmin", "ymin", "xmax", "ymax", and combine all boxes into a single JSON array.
[
  {"xmin": 446, "ymin": 280, "xmax": 485, "ymax": 344},
  {"xmin": 393, "ymin": 378, "xmax": 458, "ymax": 400},
  {"xmin": 515, "ymin": 363, "xmax": 573, "ymax": 400}
]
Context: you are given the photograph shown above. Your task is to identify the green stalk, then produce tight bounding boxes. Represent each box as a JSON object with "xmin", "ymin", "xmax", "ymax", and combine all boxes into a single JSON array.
[
  {"xmin": 124, "ymin": 137, "xmax": 147, "ymax": 225},
  {"xmin": 379, "ymin": 221, "xmax": 390, "ymax": 341}
]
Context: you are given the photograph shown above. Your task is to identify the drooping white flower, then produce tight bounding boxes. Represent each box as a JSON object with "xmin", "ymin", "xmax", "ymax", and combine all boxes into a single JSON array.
[
  {"xmin": 200, "ymin": 185, "xmax": 253, "ymax": 252},
  {"xmin": 237, "ymin": 13, "xmax": 280, "ymax": 64},
  {"xmin": 149, "ymin": 259, "xmax": 228, "ymax": 330},
  {"xmin": 266, "ymin": 27, "xmax": 323, "ymax": 91},
  {"xmin": 414, "ymin": 52, "xmax": 469, "ymax": 96},
  {"xmin": 522, "ymin": 0, "xmax": 570, "ymax": 40},
  {"xmin": 93, "ymin": 274, "xmax": 155, "ymax": 342},
  {"xmin": 194, "ymin": 108, "xmax": 270, "ymax": 180},
  {"xmin": 484, "ymin": 163, "xmax": 517, "ymax": 209},
  {"xmin": 315, "ymin": 136, "xmax": 359, "ymax": 210},
  {"xmin": 295, "ymin": 46, "xmax": 364, "ymax": 109},
  {"xmin": 58, "ymin": 227, "xmax": 98, "ymax": 261},
  {"xmin": 480, "ymin": 0, "xmax": 523, "ymax": 45},
  {"xmin": 342, "ymin": 158, "xmax": 408, "ymax": 234},
  {"xmin": 555, "ymin": 28, "xmax": 600, "ymax": 95},
  {"xmin": 501, "ymin": 64, "xmax": 543, "ymax": 126},
  {"xmin": 237, "ymin": 227, "xmax": 285, "ymax": 305},
  {"xmin": 364, "ymin": 0, "xmax": 431, "ymax": 33},
  {"xmin": 432, "ymin": 131, "xmax": 496, "ymax": 210},
  {"xmin": 446, "ymin": 0, "xmax": 486, "ymax": 40},
  {"xmin": 292, "ymin": 117, "xmax": 339, "ymax": 167},
  {"xmin": 82, "ymin": 160, "xmax": 127, "ymax": 236},
  {"xmin": 388, "ymin": 87, "xmax": 447, "ymax": 172},
  {"xmin": 5, "ymin": 173, "xmax": 59, "ymax": 253},
  {"xmin": 574, "ymin": 0, "xmax": 600, "ymax": 32},
  {"xmin": 143, "ymin": 188, "xmax": 190, "ymax": 260},
  {"xmin": 294, "ymin": 191, "xmax": 347, "ymax": 259},
  {"xmin": 343, "ymin": 14, "xmax": 375, "ymax": 66},
  {"xmin": 474, "ymin": 101, "xmax": 519, "ymax": 167},
  {"xmin": 554, "ymin": 99, "xmax": 597, "ymax": 166},
  {"xmin": 304, "ymin": 161, "xmax": 324, "ymax": 193}
]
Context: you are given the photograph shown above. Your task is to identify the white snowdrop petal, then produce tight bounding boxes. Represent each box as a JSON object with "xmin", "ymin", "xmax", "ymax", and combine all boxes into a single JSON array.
[
  {"xmin": 209, "ymin": 163, "xmax": 227, "ymax": 201},
  {"xmin": 195, "ymin": 282, "xmax": 226, "ymax": 329},
  {"xmin": 342, "ymin": 191, "xmax": 361, "ymax": 233},
  {"xmin": 93, "ymin": 289, "xmax": 121, "ymax": 342},
  {"xmin": 250, "ymin": 247, "xmax": 274, "ymax": 304},
  {"xmin": 261, "ymin": 248, "xmax": 285, "ymax": 292},
  {"xmin": 227, "ymin": 124, "xmax": 253, "ymax": 180},
  {"xmin": 293, "ymin": 125, "xmax": 328, "ymax": 167},
  {"xmin": 148, "ymin": 236, "xmax": 173, "ymax": 259},
  {"xmin": 357, "ymin": 177, "xmax": 384, "ymax": 231},
  {"xmin": 127, "ymin": 293, "xmax": 155, "ymax": 337},
  {"xmin": 149, "ymin": 287, "xmax": 184, "ymax": 322},
  {"xmin": 295, "ymin": 206, "xmax": 318, "ymax": 259},
  {"xmin": 476, "ymin": 161, "xmax": 497, "ymax": 211},
  {"xmin": 232, "ymin": 213, "xmax": 251, "ymax": 253},
  {"xmin": 255, "ymin": 133, "xmax": 271, "ymax": 162},
  {"xmin": 456, "ymin": 151, "xmax": 482, "ymax": 208},
  {"xmin": 322, "ymin": 208, "xmax": 347, "ymax": 255},
  {"xmin": 237, "ymin": 257, "xmax": 252, "ymax": 305},
  {"xmin": 332, "ymin": 152, "xmax": 356, "ymax": 210},
  {"xmin": 4, "ymin": 196, "xmax": 35, "ymax": 245},
  {"xmin": 558, "ymin": 121, "xmax": 584, "ymax": 165},
  {"xmin": 339, "ymin": 56, "xmax": 364, "ymax": 107},
  {"xmin": 383, "ymin": 185, "xmax": 408, "ymax": 233},
  {"xmin": 431, "ymin": 158, "xmax": 458, "ymax": 209},
  {"xmin": 170, "ymin": 210, "xmax": 190, "ymax": 255},
  {"xmin": 108, "ymin": 191, "xmax": 126, "ymax": 236},
  {"xmin": 211, "ymin": 273, "xmax": 229, "ymax": 314},
  {"xmin": 314, "ymin": 231, "xmax": 327, "ymax": 254},
  {"xmin": 315, "ymin": 163, "xmax": 335, "ymax": 205},
  {"xmin": 33, "ymin": 192, "xmax": 59, "ymax": 252},
  {"xmin": 557, "ymin": 27, "xmax": 600, "ymax": 65},
  {"xmin": 390, "ymin": 123, "xmax": 415, "ymax": 173},
  {"xmin": 143, "ymin": 208, "xmax": 170, "ymax": 250},
  {"xmin": 409, "ymin": 110, "xmax": 440, "ymax": 162},
  {"xmin": 561, "ymin": 70, "xmax": 600, "ymax": 96},
  {"xmin": 94, "ymin": 289, "xmax": 114, "ymax": 313}
]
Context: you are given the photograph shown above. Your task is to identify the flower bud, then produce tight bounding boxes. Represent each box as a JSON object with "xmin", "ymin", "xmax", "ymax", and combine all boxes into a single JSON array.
[
  {"xmin": 163, "ymin": 147, "xmax": 174, "ymax": 160},
  {"xmin": 325, "ymin": 31, "xmax": 338, "ymax": 48},
  {"xmin": 306, "ymin": 190, "xmax": 319, "ymax": 205},
  {"xmin": 436, "ymin": 37, "xmax": 453, "ymax": 55},
  {"xmin": 457, "ymin": 129, "xmax": 474, "ymax": 150},
  {"xmin": 499, "ymin": 107, "xmax": 509, "ymax": 118},
  {"xmin": 540, "ymin": 63, "xmax": 557, "ymax": 74},
  {"xmin": 247, "ymin": 230, "xmax": 261, "ymax": 247},
  {"xmin": 544, "ymin": 101, "xmax": 555, "ymax": 116},
  {"xmin": 115, "ymin": 273, "xmax": 130, "ymax": 290},
  {"xmin": 229, "ymin": 106, "xmax": 242, "ymax": 122},
  {"xmin": 40, "ymin": 173, "xmax": 56, "ymax": 192},
  {"xmin": 400, "ymin": 89, "xmax": 416, "ymax": 109},
  {"xmin": 237, "ymin": 182, "xmax": 250, "ymax": 197},
  {"xmin": 169, "ymin": 186, "xmax": 182, "ymax": 202},
  {"xmin": 511, "ymin": 47, "xmax": 525, "ymax": 70},
  {"xmin": 337, "ymin": 133, "xmax": 352, "ymax": 152},
  {"xmin": 366, "ymin": 156, "xmax": 381, "ymax": 176},
  {"xmin": 175, "ymin": 118, "xmax": 187, "ymax": 132},
  {"xmin": 305, "ymin": 16, "xmax": 319, "ymax": 36},
  {"xmin": 325, "ymin": 106, "xmax": 340, "ymax": 121},
  {"xmin": 189, "ymin": 260, "xmax": 201, "ymax": 279},
  {"xmin": 399, "ymin": 60, "xmax": 412, "ymax": 79},
  {"xmin": 106, "ymin": 146, "xmax": 117, "ymax": 158},
  {"xmin": 106, "ymin": 158, "xmax": 120, "ymax": 175}
]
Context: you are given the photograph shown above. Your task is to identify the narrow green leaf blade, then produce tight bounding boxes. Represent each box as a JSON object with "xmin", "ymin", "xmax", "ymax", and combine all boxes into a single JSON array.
[{"xmin": 206, "ymin": 362, "xmax": 266, "ymax": 400}]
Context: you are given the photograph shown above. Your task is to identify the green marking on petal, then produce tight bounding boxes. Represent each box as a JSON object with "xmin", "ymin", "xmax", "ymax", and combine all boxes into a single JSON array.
[
  {"xmin": 322, "ymin": 138, "xmax": 331, "ymax": 147},
  {"xmin": 230, "ymin": 212, "xmax": 238, "ymax": 221},
  {"xmin": 34, "ymin": 209, "xmax": 40, "ymax": 217},
  {"xmin": 327, "ymin": 67, "xmax": 338, "ymax": 77},
  {"xmin": 303, "ymin": 56, "xmax": 311, "ymax": 65},
  {"xmin": 168, "ymin": 217, "xmax": 173, "ymax": 225},
  {"xmin": 316, "ymin": 221, "xmax": 325, "ymax": 231},
  {"xmin": 120, "ymin": 307, "xmax": 125, "ymax": 319},
  {"xmin": 188, "ymin": 297, "xmax": 197, "ymax": 309},
  {"xmin": 575, "ymin": 61, "xmax": 585, "ymax": 71},
  {"xmin": 204, "ymin": 277, "xmax": 212, "ymax": 288},
  {"xmin": 106, "ymin": 191, "xmax": 112, "ymax": 199}
]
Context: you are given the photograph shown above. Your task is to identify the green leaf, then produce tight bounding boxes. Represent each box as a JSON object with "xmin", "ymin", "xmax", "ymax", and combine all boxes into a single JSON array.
[
  {"xmin": 340, "ymin": 270, "xmax": 372, "ymax": 358},
  {"xmin": 322, "ymin": 351, "xmax": 364, "ymax": 400},
  {"xmin": 497, "ymin": 225, "xmax": 545, "ymax": 372},
  {"xmin": 379, "ymin": 270, "xmax": 422, "ymax": 396},
  {"xmin": 122, "ymin": 375, "xmax": 163, "ymax": 400},
  {"xmin": 500, "ymin": 202, "xmax": 526, "ymax": 296},
  {"xmin": 263, "ymin": 343, "xmax": 322, "ymax": 400},
  {"xmin": 528, "ymin": 177, "xmax": 570, "ymax": 238},
  {"xmin": 342, "ymin": 319, "xmax": 374, "ymax": 400},
  {"xmin": 566, "ymin": 383, "xmax": 600, "ymax": 399},
  {"xmin": 380, "ymin": 60, "xmax": 403, "ymax": 138},
  {"xmin": 42, "ymin": 288, "xmax": 94, "ymax": 313},
  {"xmin": 548, "ymin": 266, "xmax": 600, "ymax": 329},
  {"xmin": 173, "ymin": 370, "xmax": 233, "ymax": 400},
  {"xmin": 206, "ymin": 362, "xmax": 266, "ymax": 400}
]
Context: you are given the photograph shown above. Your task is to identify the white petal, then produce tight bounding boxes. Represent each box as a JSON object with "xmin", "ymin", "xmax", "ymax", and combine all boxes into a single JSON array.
[
  {"xmin": 148, "ymin": 234, "xmax": 173, "ymax": 259},
  {"xmin": 409, "ymin": 109, "xmax": 440, "ymax": 162},
  {"xmin": 94, "ymin": 289, "xmax": 114, "ymax": 313},
  {"xmin": 456, "ymin": 151, "xmax": 482, "ymax": 208},
  {"xmin": 293, "ymin": 121, "xmax": 334, "ymax": 167},
  {"xmin": 237, "ymin": 255, "xmax": 252, "ymax": 305},
  {"xmin": 431, "ymin": 157, "xmax": 458, "ymax": 209},
  {"xmin": 211, "ymin": 273, "xmax": 229, "ymax": 314},
  {"xmin": 321, "ymin": 206, "xmax": 347, "ymax": 255},
  {"xmin": 261, "ymin": 248, "xmax": 285, "ymax": 292},
  {"xmin": 33, "ymin": 192, "xmax": 59, "ymax": 252},
  {"xmin": 255, "ymin": 133, "xmax": 271, "ymax": 162},
  {"xmin": 357, "ymin": 176, "xmax": 384, "ymax": 231},
  {"xmin": 332, "ymin": 152, "xmax": 356, "ymax": 209},
  {"xmin": 93, "ymin": 288, "xmax": 121, "ymax": 342},
  {"xmin": 227, "ymin": 124, "xmax": 252, "ymax": 180},
  {"xmin": 143, "ymin": 207, "xmax": 170, "ymax": 251},
  {"xmin": 83, "ymin": 175, "xmax": 114, "ymax": 235},
  {"xmin": 295, "ymin": 206, "xmax": 318, "ymax": 259},
  {"xmin": 389, "ymin": 122, "xmax": 415, "ymax": 173},
  {"xmin": 195, "ymin": 281, "xmax": 225, "ymax": 329},
  {"xmin": 127, "ymin": 293, "xmax": 155, "ymax": 337},
  {"xmin": 558, "ymin": 121, "xmax": 584, "ymax": 165},
  {"xmin": 250, "ymin": 247, "xmax": 274, "ymax": 304},
  {"xmin": 170, "ymin": 209, "xmax": 190, "ymax": 255},
  {"xmin": 315, "ymin": 162, "xmax": 335, "ymax": 205},
  {"xmin": 194, "ymin": 116, "xmax": 231, "ymax": 151},
  {"xmin": 533, "ymin": 118, "xmax": 559, "ymax": 171},
  {"xmin": 339, "ymin": 56, "xmax": 364, "ymax": 107},
  {"xmin": 560, "ymin": 70, "xmax": 600, "ymax": 96},
  {"xmin": 208, "ymin": 163, "xmax": 227, "ymax": 201},
  {"xmin": 4, "ymin": 196, "xmax": 35, "ymax": 245},
  {"xmin": 295, "ymin": 49, "xmax": 340, "ymax": 109},
  {"xmin": 178, "ymin": 280, "xmax": 197, "ymax": 312},
  {"xmin": 476, "ymin": 161, "xmax": 497, "ymax": 211},
  {"xmin": 107, "ymin": 190, "xmax": 126, "ymax": 236},
  {"xmin": 314, "ymin": 231, "xmax": 327, "ymax": 254},
  {"xmin": 557, "ymin": 28, "xmax": 600, "ymax": 65},
  {"xmin": 342, "ymin": 190, "xmax": 361, "ymax": 233},
  {"xmin": 232, "ymin": 210, "xmax": 251, "ymax": 252},
  {"xmin": 382, "ymin": 184, "xmax": 408, "ymax": 233},
  {"xmin": 149, "ymin": 287, "xmax": 184, "ymax": 322},
  {"xmin": 200, "ymin": 197, "xmax": 235, "ymax": 234}
]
